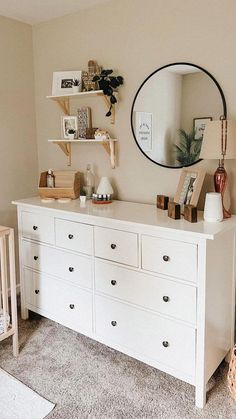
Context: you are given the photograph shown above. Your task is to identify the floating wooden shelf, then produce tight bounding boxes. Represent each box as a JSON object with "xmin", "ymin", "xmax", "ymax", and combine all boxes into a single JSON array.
[
  {"xmin": 46, "ymin": 90, "xmax": 116, "ymax": 124},
  {"xmin": 48, "ymin": 138, "xmax": 117, "ymax": 168}
]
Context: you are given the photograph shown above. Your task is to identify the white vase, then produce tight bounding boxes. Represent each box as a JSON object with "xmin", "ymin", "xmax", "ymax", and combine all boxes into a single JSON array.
[
  {"xmin": 97, "ymin": 177, "xmax": 114, "ymax": 195},
  {"xmin": 204, "ymin": 192, "xmax": 223, "ymax": 222},
  {"xmin": 72, "ymin": 86, "xmax": 80, "ymax": 93},
  {"xmin": 68, "ymin": 133, "xmax": 75, "ymax": 139}
]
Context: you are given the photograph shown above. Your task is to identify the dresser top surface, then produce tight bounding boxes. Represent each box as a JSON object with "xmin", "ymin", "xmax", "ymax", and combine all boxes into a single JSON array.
[{"xmin": 12, "ymin": 197, "xmax": 236, "ymax": 239}]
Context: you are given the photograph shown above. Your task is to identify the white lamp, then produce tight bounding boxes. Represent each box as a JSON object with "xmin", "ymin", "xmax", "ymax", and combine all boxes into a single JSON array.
[
  {"xmin": 200, "ymin": 119, "xmax": 236, "ymax": 218},
  {"xmin": 97, "ymin": 177, "xmax": 114, "ymax": 195}
]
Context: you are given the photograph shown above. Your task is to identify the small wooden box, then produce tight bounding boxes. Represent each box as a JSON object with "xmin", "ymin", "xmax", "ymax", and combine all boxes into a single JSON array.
[
  {"xmin": 156, "ymin": 195, "xmax": 169, "ymax": 210},
  {"xmin": 168, "ymin": 201, "xmax": 181, "ymax": 220},
  {"xmin": 184, "ymin": 205, "xmax": 198, "ymax": 223},
  {"xmin": 38, "ymin": 171, "xmax": 80, "ymax": 199}
]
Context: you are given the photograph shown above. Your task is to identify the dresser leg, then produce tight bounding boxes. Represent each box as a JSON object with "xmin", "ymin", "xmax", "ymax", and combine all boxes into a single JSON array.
[
  {"xmin": 21, "ymin": 307, "xmax": 29, "ymax": 320},
  {"xmin": 12, "ymin": 333, "xmax": 19, "ymax": 356},
  {"xmin": 195, "ymin": 384, "xmax": 206, "ymax": 408}
]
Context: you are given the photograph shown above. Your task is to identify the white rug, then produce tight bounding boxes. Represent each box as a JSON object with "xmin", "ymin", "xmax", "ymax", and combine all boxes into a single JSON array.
[{"xmin": 0, "ymin": 369, "xmax": 55, "ymax": 419}]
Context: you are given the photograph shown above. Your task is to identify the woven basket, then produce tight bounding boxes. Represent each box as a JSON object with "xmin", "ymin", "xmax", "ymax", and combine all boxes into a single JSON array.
[{"xmin": 227, "ymin": 345, "xmax": 236, "ymax": 401}]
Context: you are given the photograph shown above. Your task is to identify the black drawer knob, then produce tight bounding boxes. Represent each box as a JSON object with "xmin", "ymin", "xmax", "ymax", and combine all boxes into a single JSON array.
[
  {"xmin": 111, "ymin": 320, "xmax": 117, "ymax": 326},
  {"xmin": 69, "ymin": 304, "xmax": 75, "ymax": 309},
  {"xmin": 162, "ymin": 341, "xmax": 169, "ymax": 348},
  {"xmin": 68, "ymin": 234, "xmax": 74, "ymax": 240},
  {"xmin": 35, "ymin": 289, "xmax": 40, "ymax": 295},
  {"xmin": 111, "ymin": 243, "xmax": 116, "ymax": 250},
  {"xmin": 163, "ymin": 296, "xmax": 169, "ymax": 302},
  {"xmin": 69, "ymin": 267, "xmax": 74, "ymax": 272},
  {"xmin": 33, "ymin": 225, "xmax": 38, "ymax": 231},
  {"xmin": 163, "ymin": 255, "xmax": 170, "ymax": 262},
  {"xmin": 33, "ymin": 256, "xmax": 38, "ymax": 261},
  {"xmin": 111, "ymin": 280, "xmax": 117, "ymax": 286}
]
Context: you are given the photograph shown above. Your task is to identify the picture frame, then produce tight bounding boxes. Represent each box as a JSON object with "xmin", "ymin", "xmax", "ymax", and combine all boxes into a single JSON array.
[
  {"xmin": 193, "ymin": 117, "xmax": 212, "ymax": 140},
  {"xmin": 62, "ymin": 116, "xmax": 78, "ymax": 139},
  {"xmin": 135, "ymin": 112, "xmax": 153, "ymax": 152},
  {"xmin": 52, "ymin": 71, "xmax": 82, "ymax": 95},
  {"xmin": 174, "ymin": 167, "xmax": 206, "ymax": 208}
]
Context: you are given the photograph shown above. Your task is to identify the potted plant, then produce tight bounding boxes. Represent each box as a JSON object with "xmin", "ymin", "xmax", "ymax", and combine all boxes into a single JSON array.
[
  {"xmin": 174, "ymin": 129, "xmax": 202, "ymax": 165},
  {"xmin": 68, "ymin": 129, "xmax": 76, "ymax": 139},
  {"xmin": 72, "ymin": 78, "xmax": 81, "ymax": 93},
  {"xmin": 80, "ymin": 189, "xmax": 86, "ymax": 204},
  {"xmin": 93, "ymin": 70, "xmax": 124, "ymax": 117}
]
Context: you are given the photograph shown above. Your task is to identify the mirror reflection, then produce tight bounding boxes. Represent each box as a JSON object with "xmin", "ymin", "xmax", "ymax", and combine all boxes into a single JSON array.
[{"xmin": 131, "ymin": 63, "xmax": 226, "ymax": 168}]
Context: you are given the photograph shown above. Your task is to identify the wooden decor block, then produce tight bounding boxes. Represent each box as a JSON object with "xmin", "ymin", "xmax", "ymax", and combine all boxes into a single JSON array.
[
  {"xmin": 168, "ymin": 201, "xmax": 181, "ymax": 220},
  {"xmin": 156, "ymin": 195, "xmax": 169, "ymax": 210},
  {"xmin": 38, "ymin": 171, "xmax": 80, "ymax": 199},
  {"xmin": 86, "ymin": 127, "xmax": 98, "ymax": 139},
  {"xmin": 184, "ymin": 205, "xmax": 198, "ymax": 223}
]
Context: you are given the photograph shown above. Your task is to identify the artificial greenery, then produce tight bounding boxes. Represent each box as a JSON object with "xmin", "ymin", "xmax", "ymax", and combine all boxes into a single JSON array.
[
  {"xmin": 93, "ymin": 70, "xmax": 124, "ymax": 117},
  {"xmin": 174, "ymin": 129, "xmax": 202, "ymax": 166},
  {"xmin": 68, "ymin": 129, "xmax": 75, "ymax": 134},
  {"xmin": 72, "ymin": 78, "xmax": 80, "ymax": 86}
]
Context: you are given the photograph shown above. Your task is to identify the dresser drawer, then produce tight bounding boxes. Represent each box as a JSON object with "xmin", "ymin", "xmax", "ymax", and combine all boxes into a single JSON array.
[
  {"xmin": 94, "ymin": 227, "xmax": 138, "ymax": 267},
  {"xmin": 24, "ymin": 269, "xmax": 92, "ymax": 334},
  {"xmin": 22, "ymin": 241, "xmax": 92, "ymax": 289},
  {"xmin": 22, "ymin": 211, "xmax": 54, "ymax": 244},
  {"xmin": 95, "ymin": 261, "xmax": 196, "ymax": 324},
  {"xmin": 55, "ymin": 218, "xmax": 93, "ymax": 255},
  {"xmin": 142, "ymin": 235, "xmax": 197, "ymax": 282},
  {"xmin": 95, "ymin": 295, "xmax": 195, "ymax": 377}
]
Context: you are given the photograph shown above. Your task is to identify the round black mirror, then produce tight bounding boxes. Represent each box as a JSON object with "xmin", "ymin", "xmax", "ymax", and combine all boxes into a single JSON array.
[{"xmin": 131, "ymin": 62, "xmax": 226, "ymax": 168}]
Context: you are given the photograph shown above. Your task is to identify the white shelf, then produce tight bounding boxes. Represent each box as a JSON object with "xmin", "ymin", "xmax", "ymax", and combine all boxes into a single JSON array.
[
  {"xmin": 46, "ymin": 90, "xmax": 104, "ymax": 100},
  {"xmin": 46, "ymin": 89, "xmax": 115, "ymax": 123},
  {"xmin": 48, "ymin": 138, "xmax": 117, "ymax": 143},
  {"xmin": 48, "ymin": 138, "xmax": 117, "ymax": 168}
]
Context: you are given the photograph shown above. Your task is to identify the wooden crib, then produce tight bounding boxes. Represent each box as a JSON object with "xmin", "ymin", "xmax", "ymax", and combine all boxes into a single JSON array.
[{"xmin": 0, "ymin": 226, "xmax": 18, "ymax": 356}]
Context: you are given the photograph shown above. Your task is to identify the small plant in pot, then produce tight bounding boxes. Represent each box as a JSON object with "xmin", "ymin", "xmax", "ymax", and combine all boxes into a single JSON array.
[
  {"xmin": 72, "ymin": 78, "xmax": 81, "ymax": 93},
  {"xmin": 80, "ymin": 188, "xmax": 86, "ymax": 203},
  {"xmin": 92, "ymin": 70, "xmax": 124, "ymax": 117},
  {"xmin": 67, "ymin": 129, "xmax": 76, "ymax": 139}
]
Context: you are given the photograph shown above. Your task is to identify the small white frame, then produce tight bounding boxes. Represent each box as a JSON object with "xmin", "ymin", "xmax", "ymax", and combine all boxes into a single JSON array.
[
  {"xmin": 62, "ymin": 116, "xmax": 78, "ymax": 139},
  {"xmin": 52, "ymin": 71, "xmax": 82, "ymax": 96}
]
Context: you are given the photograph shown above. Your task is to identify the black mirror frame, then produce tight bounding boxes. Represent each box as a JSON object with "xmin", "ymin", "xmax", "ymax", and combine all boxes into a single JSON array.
[{"xmin": 130, "ymin": 62, "xmax": 227, "ymax": 169}]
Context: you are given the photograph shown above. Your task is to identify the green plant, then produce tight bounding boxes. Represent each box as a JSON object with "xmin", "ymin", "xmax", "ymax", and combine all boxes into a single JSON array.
[
  {"xmin": 68, "ymin": 129, "xmax": 75, "ymax": 134},
  {"xmin": 72, "ymin": 78, "xmax": 80, "ymax": 86},
  {"xmin": 80, "ymin": 189, "xmax": 86, "ymax": 196},
  {"xmin": 93, "ymin": 70, "xmax": 124, "ymax": 117},
  {"xmin": 174, "ymin": 129, "xmax": 202, "ymax": 166}
]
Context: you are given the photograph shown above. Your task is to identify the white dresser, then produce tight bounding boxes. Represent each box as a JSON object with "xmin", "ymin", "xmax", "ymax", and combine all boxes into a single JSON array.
[{"xmin": 13, "ymin": 198, "xmax": 236, "ymax": 408}]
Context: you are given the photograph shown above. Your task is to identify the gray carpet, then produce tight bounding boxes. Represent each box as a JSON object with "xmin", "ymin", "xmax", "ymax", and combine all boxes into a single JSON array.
[{"xmin": 0, "ymin": 313, "xmax": 235, "ymax": 419}]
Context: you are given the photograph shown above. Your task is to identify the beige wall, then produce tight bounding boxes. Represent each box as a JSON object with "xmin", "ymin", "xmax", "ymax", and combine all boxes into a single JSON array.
[
  {"xmin": 0, "ymin": 16, "xmax": 38, "ymax": 229},
  {"xmin": 32, "ymin": 0, "xmax": 236, "ymax": 211}
]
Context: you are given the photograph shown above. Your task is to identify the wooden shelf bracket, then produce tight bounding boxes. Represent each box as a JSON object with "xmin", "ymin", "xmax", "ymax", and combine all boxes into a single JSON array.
[
  {"xmin": 55, "ymin": 141, "xmax": 71, "ymax": 166},
  {"xmin": 49, "ymin": 139, "xmax": 117, "ymax": 168}
]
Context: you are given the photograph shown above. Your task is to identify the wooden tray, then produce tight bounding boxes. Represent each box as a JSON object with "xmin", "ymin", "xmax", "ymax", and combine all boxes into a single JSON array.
[{"xmin": 38, "ymin": 171, "xmax": 80, "ymax": 199}]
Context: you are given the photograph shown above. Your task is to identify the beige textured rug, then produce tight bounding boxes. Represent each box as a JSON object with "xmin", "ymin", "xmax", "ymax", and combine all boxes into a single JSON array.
[{"xmin": 0, "ymin": 368, "xmax": 55, "ymax": 419}]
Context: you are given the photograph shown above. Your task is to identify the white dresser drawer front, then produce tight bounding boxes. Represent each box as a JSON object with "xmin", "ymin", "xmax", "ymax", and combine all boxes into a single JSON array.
[
  {"xmin": 22, "ymin": 211, "xmax": 54, "ymax": 244},
  {"xmin": 94, "ymin": 227, "xmax": 138, "ymax": 267},
  {"xmin": 142, "ymin": 235, "xmax": 197, "ymax": 282},
  {"xmin": 95, "ymin": 261, "xmax": 196, "ymax": 324},
  {"xmin": 95, "ymin": 296, "xmax": 195, "ymax": 377},
  {"xmin": 24, "ymin": 269, "xmax": 92, "ymax": 334},
  {"xmin": 24, "ymin": 269, "xmax": 53, "ymax": 313},
  {"xmin": 55, "ymin": 218, "xmax": 93, "ymax": 255},
  {"xmin": 22, "ymin": 241, "xmax": 92, "ymax": 289},
  {"xmin": 56, "ymin": 282, "xmax": 93, "ymax": 334}
]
